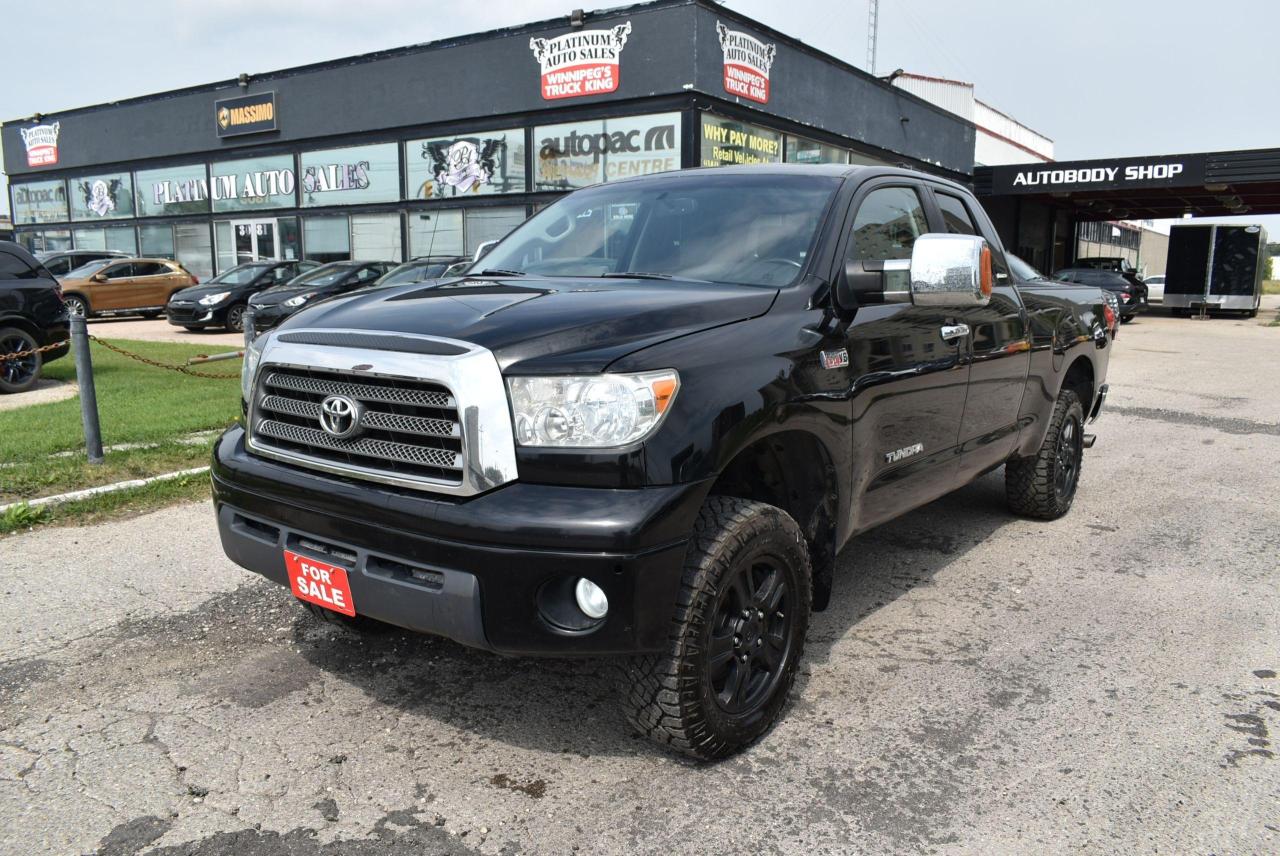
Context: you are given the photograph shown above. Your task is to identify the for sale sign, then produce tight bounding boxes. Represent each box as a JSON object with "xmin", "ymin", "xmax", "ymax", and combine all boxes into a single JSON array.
[
  {"xmin": 529, "ymin": 22, "xmax": 632, "ymax": 100},
  {"xmin": 285, "ymin": 550, "xmax": 356, "ymax": 617},
  {"xmin": 20, "ymin": 122, "xmax": 61, "ymax": 167},
  {"xmin": 716, "ymin": 22, "xmax": 775, "ymax": 104}
]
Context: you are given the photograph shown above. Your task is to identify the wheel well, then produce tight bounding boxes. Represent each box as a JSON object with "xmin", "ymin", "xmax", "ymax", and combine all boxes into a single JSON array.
[
  {"xmin": 63, "ymin": 292, "xmax": 89, "ymax": 309},
  {"xmin": 0, "ymin": 315, "xmax": 42, "ymax": 342},
  {"xmin": 1062, "ymin": 357, "xmax": 1095, "ymax": 413},
  {"xmin": 708, "ymin": 431, "xmax": 839, "ymax": 611}
]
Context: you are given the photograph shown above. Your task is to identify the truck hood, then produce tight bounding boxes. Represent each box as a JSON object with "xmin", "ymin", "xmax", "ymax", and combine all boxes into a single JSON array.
[{"xmin": 273, "ymin": 275, "xmax": 777, "ymax": 373}]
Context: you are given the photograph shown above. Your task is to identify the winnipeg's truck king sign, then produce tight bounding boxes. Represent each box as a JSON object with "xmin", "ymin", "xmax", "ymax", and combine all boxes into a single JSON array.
[
  {"xmin": 529, "ymin": 23, "xmax": 632, "ymax": 100},
  {"xmin": 716, "ymin": 21, "xmax": 776, "ymax": 104}
]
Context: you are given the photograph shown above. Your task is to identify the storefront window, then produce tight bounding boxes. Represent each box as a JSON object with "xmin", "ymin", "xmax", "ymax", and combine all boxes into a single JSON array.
[
  {"xmin": 405, "ymin": 129, "xmax": 527, "ymax": 200},
  {"xmin": 73, "ymin": 228, "xmax": 104, "ymax": 250},
  {"xmin": 303, "ymin": 216, "xmax": 351, "ymax": 263},
  {"xmin": 135, "ymin": 163, "xmax": 209, "ymax": 217},
  {"xmin": 351, "ymin": 214, "xmax": 403, "ymax": 261},
  {"xmin": 139, "ymin": 224, "xmax": 175, "ymax": 258},
  {"xmin": 848, "ymin": 150, "xmax": 892, "ymax": 167},
  {"xmin": 74, "ymin": 226, "xmax": 136, "ymax": 254},
  {"xmin": 279, "ymin": 217, "xmax": 301, "ymax": 262},
  {"xmin": 211, "ymin": 154, "xmax": 296, "ymax": 213},
  {"xmin": 534, "ymin": 112, "xmax": 681, "ymax": 191},
  {"xmin": 785, "ymin": 136, "xmax": 848, "ymax": 165},
  {"xmin": 465, "ymin": 207, "xmax": 527, "ymax": 255},
  {"xmin": 18, "ymin": 229, "xmax": 72, "ymax": 253},
  {"xmin": 299, "ymin": 143, "xmax": 399, "ymax": 207},
  {"xmin": 11, "ymin": 180, "xmax": 69, "ymax": 225},
  {"xmin": 408, "ymin": 210, "xmax": 464, "ymax": 257},
  {"xmin": 69, "ymin": 173, "xmax": 135, "ymax": 221},
  {"xmin": 699, "ymin": 114, "xmax": 783, "ymax": 167},
  {"xmin": 175, "ymin": 223, "xmax": 213, "ymax": 281}
]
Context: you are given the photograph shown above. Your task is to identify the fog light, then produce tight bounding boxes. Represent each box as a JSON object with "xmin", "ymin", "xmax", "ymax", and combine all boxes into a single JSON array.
[{"xmin": 574, "ymin": 578, "xmax": 609, "ymax": 619}]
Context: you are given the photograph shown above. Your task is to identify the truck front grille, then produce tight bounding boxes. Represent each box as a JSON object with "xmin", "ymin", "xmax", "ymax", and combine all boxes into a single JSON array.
[{"xmin": 249, "ymin": 366, "xmax": 464, "ymax": 487}]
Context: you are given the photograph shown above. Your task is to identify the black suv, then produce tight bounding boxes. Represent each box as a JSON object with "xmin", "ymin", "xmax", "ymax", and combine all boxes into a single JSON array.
[
  {"xmin": 167, "ymin": 260, "xmax": 320, "ymax": 333},
  {"xmin": 1055, "ymin": 267, "xmax": 1147, "ymax": 322},
  {"xmin": 0, "ymin": 241, "xmax": 69, "ymax": 394},
  {"xmin": 374, "ymin": 255, "xmax": 468, "ymax": 287},
  {"xmin": 247, "ymin": 261, "xmax": 394, "ymax": 335},
  {"xmin": 36, "ymin": 249, "xmax": 128, "ymax": 278}
]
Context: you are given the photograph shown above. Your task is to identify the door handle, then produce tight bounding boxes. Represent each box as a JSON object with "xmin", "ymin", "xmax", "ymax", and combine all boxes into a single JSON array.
[{"xmin": 940, "ymin": 323, "xmax": 970, "ymax": 341}]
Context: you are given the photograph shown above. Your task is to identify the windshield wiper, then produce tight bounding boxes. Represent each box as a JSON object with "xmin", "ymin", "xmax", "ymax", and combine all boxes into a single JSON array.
[
  {"xmin": 474, "ymin": 268, "xmax": 526, "ymax": 277},
  {"xmin": 603, "ymin": 271, "xmax": 710, "ymax": 282}
]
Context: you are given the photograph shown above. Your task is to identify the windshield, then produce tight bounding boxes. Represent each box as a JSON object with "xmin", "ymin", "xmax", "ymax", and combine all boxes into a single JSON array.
[
  {"xmin": 65, "ymin": 259, "xmax": 111, "ymax": 279},
  {"xmin": 478, "ymin": 173, "xmax": 841, "ymax": 286},
  {"xmin": 379, "ymin": 261, "xmax": 448, "ymax": 286},
  {"xmin": 283, "ymin": 263, "xmax": 357, "ymax": 288},
  {"xmin": 1008, "ymin": 253, "xmax": 1048, "ymax": 282},
  {"xmin": 208, "ymin": 263, "xmax": 273, "ymax": 285}
]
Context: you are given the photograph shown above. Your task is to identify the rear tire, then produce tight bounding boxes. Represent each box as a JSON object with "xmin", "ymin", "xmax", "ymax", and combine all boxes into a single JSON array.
[
  {"xmin": 619, "ymin": 496, "xmax": 812, "ymax": 760},
  {"xmin": 0, "ymin": 327, "xmax": 43, "ymax": 394},
  {"xmin": 1006, "ymin": 388, "xmax": 1085, "ymax": 520}
]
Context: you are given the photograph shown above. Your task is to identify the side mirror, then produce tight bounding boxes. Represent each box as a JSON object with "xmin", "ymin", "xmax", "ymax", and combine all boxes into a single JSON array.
[
  {"xmin": 472, "ymin": 240, "xmax": 498, "ymax": 262},
  {"xmin": 834, "ymin": 234, "xmax": 992, "ymax": 311},
  {"xmin": 908, "ymin": 234, "xmax": 993, "ymax": 308},
  {"xmin": 91, "ymin": 273, "xmax": 108, "ymax": 282}
]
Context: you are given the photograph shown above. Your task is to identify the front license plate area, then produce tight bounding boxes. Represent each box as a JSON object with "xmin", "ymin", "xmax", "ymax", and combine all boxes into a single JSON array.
[{"xmin": 285, "ymin": 549, "xmax": 356, "ymax": 617}]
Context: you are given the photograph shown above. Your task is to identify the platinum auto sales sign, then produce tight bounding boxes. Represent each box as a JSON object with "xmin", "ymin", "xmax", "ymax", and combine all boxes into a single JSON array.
[
  {"xmin": 20, "ymin": 122, "xmax": 61, "ymax": 167},
  {"xmin": 716, "ymin": 22, "xmax": 775, "ymax": 104},
  {"xmin": 529, "ymin": 22, "xmax": 632, "ymax": 100}
]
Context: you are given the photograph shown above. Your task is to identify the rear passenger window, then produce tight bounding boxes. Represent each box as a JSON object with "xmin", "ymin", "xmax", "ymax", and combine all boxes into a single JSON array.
[
  {"xmin": 935, "ymin": 193, "xmax": 977, "ymax": 235},
  {"xmin": 132, "ymin": 262, "xmax": 166, "ymax": 276},
  {"xmin": 0, "ymin": 250, "xmax": 39, "ymax": 279},
  {"xmin": 849, "ymin": 186, "xmax": 929, "ymax": 261}
]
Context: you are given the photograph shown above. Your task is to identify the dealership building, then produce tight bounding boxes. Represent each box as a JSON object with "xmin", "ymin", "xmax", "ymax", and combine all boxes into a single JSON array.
[{"xmin": 1, "ymin": 0, "xmax": 974, "ymax": 279}]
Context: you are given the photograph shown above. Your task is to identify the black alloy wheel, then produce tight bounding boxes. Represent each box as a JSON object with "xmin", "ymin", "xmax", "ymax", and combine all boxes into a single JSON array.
[
  {"xmin": 708, "ymin": 554, "xmax": 794, "ymax": 715},
  {"xmin": 0, "ymin": 328, "xmax": 43, "ymax": 394},
  {"xmin": 1054, "ymin": 411, "xmax": 1083, "ymax": 503},
  {"xmin": 225, "ymin": 304, "xmax": 247, "ymax": 334}
]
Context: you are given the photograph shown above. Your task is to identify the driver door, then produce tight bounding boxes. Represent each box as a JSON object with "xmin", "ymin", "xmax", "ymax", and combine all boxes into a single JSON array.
[
  {"xmin": 840, "ymin": 182, "xmax": 968, "ymax": 530},
  {"xmin": 93, "ymin": 262, "xmax": 137, "ymax": 311}
]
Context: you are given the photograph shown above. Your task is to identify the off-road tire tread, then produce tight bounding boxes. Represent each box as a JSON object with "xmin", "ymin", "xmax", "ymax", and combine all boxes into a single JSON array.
[
  {"xmin": 1005, "ymin": 388, "xmax": 1084, "ymax": 520},
  {"xmin": 617, "ymin": 496, "xmax": 811, "ymax": 760}
]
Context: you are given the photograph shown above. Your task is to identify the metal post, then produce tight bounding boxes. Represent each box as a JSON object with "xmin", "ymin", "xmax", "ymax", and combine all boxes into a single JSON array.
[{"xmin": 70, "ymin": 315, "xmax": 104, "ymax": 464}]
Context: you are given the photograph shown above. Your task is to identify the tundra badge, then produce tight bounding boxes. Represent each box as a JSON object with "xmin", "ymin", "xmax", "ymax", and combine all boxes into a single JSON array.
[{"xmin": 884, "ymin": 442, "xmax": 923, "ymax": 464}]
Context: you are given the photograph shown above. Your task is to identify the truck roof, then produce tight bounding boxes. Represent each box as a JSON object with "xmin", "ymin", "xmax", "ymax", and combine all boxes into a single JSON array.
[{"xmin": 605, "ymin": 163, "xmax": 971, "ymax": 193}]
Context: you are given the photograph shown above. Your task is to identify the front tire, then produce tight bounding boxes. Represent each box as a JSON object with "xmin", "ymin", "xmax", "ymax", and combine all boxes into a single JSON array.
[
  {"xmin": 0, "ymin": 327, "xmax": 43, "ymax": 394},
  {"xmin": 619, "ymin": 496, "xmax": 812, "ymax": 760},
  {"xmin": 63, "ymin": 295, "xmax": 89, "ymax": 318},
  {"xmin": 1006, "ymin": 388, "xmax": 1085, "ymax": 520},
  {"xmin": 224, "ymin": 303, "xmax": 247, "ymax": 334}
]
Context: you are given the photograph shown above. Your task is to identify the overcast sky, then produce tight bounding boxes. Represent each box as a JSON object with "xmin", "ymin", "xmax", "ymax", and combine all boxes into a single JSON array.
[{"xmin": 3, "ymin": 0, "xmax": 1278, "ymax": 233}]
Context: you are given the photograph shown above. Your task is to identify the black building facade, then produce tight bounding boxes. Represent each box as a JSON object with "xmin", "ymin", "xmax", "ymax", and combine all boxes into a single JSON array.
[{"xmin": 2, "ymin": 0, "xmax": 974, "ymax": 279}]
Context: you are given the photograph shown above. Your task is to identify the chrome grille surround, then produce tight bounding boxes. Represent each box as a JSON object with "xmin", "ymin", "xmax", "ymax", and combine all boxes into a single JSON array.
[{"xmin": 245, "ymin": 329, "xmax": 518, "ymax": 496}]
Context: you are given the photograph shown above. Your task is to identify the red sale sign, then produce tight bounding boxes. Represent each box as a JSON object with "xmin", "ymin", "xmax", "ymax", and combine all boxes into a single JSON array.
[
  {"xmin": 529, "ymin": 22, "xmax": 632, "ymax": 101},
  {"xmin": 715, "ymin": 22, "xmax": 776, "ymax": 105},
  {"xmin": 285, "ymin": 550, "xmax": 356, "ymax": 617}
]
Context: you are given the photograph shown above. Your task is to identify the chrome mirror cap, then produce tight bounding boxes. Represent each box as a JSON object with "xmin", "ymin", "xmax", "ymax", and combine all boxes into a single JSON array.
[{"xmin": 909, "ymin": 234, "xmax": 993, "ymax": 308}]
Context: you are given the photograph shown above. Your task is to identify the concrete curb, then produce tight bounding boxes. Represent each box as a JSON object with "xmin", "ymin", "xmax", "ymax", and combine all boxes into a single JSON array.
[{"xmin": 0, "ymin": 466, "xmax": 210, "ymax": 514}]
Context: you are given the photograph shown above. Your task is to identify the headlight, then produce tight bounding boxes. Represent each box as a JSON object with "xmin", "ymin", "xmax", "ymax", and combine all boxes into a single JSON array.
[
  {"xmin": 241, "ymin": 331, "xmax": 269, "ymax": 403},
  {"xmin": 198, "ymin": 291, "xmax": 231, "ymax": 306},
  {"xmin": 506, "ymin": 371, "xmax": 679, "ymax": 447},
  {"xmin": 284, "ymin": 291, "xmax": 317, "ymax": 307}
]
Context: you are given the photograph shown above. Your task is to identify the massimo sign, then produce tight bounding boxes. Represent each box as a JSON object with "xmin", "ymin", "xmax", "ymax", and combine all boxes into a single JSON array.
[{"xmin": 215, "ymin": 92, "xmax": 278, "ymax": 138}]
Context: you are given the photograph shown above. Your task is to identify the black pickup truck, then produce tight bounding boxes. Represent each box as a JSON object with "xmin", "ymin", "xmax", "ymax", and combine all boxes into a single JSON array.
[{"xmin": 213, "ymin": 165, "xmax": 1112, "ymax": 759}]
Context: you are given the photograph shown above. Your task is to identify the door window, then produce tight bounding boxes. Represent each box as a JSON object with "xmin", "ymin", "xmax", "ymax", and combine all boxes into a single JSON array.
[
  {"xmin": 849, "ymin": 186, "xmax": 929, "ymax": 260},
  {"xmin": 935, "ymin": 193, "xmax": 977, "ymax": 235},
  {"xmin": 131, "ymin": 262, "xmax": 167, "ymax": 277},
  {"xmin": 0, "ymin": 250, "xmax": 39, "ymax": 279},
  {"xmin": 103, "ymin": 264, "xmax": 134, "ymax": 279}
]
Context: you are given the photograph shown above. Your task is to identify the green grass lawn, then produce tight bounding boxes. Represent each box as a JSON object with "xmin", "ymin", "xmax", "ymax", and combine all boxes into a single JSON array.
[
  {"xmin": 1, "ymin": 338, "xmax": 241, "ymax": 523},
  {"xmin": 1263, "ymin": 280, "xmax": 1280, "ymax": 295}
]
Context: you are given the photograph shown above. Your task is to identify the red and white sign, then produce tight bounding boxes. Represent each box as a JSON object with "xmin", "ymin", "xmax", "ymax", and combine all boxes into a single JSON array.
[
  {"xmin": 529, "ymin": 22, "xmax": 632, "ymax": 101},
  {"xmin": 285, "ymin": 550, "xmax": 356, "ymax": 617},
  {"xmin": 715, "ymin": 22, "xmax": 776, "ymax": 105},
  {"xmin": 20, "ymin": 122, "xmax": 61, "ymax": 167}
]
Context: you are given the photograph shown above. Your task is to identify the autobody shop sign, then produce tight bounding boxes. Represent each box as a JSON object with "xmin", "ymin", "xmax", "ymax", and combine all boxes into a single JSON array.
[
  {"xmin": 716, "ymin": 22, "xmax": 775, "ymax": 104},
  {"xmin": 529, "ymin": 22, "xmax": 632, "ymax": 100},
  {"xmin": 987, "ymin": 154, "xmax": 1207, "ymax": 194}
]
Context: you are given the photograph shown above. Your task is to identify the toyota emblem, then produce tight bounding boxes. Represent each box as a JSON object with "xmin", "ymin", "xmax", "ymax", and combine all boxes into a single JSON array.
[{"xmin": 318, "ymin": 394, "xmax": 363, "ymax": 439}]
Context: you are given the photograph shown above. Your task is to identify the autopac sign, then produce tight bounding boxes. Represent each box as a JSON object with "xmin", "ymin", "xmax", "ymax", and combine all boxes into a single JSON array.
[
  {"xmin": 215, "ymin": 91, "xmax": 278, "ymax": 138},
  {"xmin": 987, "ymin": 154, "xmax": 1207, "ymax": 194}
]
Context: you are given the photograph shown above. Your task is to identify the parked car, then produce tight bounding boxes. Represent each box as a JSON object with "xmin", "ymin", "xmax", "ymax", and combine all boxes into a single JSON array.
[
  {"xmin": 1144, "ymin": 274, "xmax": 1165, "ymax": 303},
  {"xmin": 1011, "ymin": 253, "xmax": 1119, "ymax": 338},
  {"xmin": 59, "ymin": 257, "xmax": 199, "ymax": 319},
  {"xmin": 247, "ymin": 261, "xmax": 394, "ymax": 334},
  {"xmin": 36, "ymin": 249, "xmax": 128, "ymax": 278},
  {"xmin": 374, "ymin": 256, "xmax": 468, "ymax": 287},
  {"xmin": 0, "ymin": 241, "xmax": 69, "ymax": 394},
  {"xmin": 167, "ymin": 260, "xmax": 320, "ymax": 333},
  {"xmin": 1054, "ymin": 267, "xmax": 1147, "ymax": 322},
  {"xmin": 1073, "ymin": 256, "xmax": 1149, "ymax": 293},
  {"xmin": 216, "ymin": 165, "xmax": 1112, "ymax": 759}
]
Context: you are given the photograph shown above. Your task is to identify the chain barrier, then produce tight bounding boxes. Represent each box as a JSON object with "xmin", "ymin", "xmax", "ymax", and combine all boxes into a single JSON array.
[{"xmin": 0, "ymin": 336, "xmax": 241, "ymax": 379}]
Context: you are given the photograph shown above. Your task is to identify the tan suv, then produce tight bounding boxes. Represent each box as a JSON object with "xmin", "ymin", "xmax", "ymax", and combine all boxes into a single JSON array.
[{"xmin": 60, "ymin": 258, "xmax": 198, "ymax": 319}]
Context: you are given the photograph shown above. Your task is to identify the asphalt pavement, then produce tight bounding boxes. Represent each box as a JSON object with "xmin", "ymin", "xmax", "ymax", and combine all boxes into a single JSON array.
[{"xmin": 2, "ymin": 301, "xmax": 1277, "ymax": 855}]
